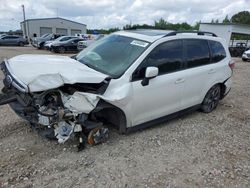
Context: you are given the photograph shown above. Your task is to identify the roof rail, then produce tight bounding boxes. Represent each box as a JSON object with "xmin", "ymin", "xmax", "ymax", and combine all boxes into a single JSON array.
[{"xmin": 164, "ymin": 30, "xmax": 217, "ymax": 37}]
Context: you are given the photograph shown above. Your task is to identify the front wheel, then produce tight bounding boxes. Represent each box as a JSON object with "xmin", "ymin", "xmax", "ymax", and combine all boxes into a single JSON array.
[
  {"xmin": 201, "ymin": 85, "xmax": 221, "ymax": 113},
  {"xmin": 58, "ymin": 46, "xmax": 65, "ymax": 53},
  {"xmin": 18, "ymin": 42, "xmax": 24, "ymax": 46}
]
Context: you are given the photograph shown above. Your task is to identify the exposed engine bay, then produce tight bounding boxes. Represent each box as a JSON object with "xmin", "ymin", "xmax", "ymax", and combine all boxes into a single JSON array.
[
  {"xmin": 1, "ymin": 86, "xmax": 111, "ymax": 151},
  {"xmin": 0, "ymin": 61, "xmax": 115, "ymax": 151}
]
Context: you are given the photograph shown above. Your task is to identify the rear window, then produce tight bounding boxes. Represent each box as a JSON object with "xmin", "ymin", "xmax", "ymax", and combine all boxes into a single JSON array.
[{"xmin": 209, "ymin": 40, "xmax": 226, "ymax": 62}]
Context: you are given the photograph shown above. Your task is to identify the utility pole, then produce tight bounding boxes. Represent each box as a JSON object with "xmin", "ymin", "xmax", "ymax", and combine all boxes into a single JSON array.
[{"xmin": 21, "ymin": 4, "xmax": 27, "ymax": 38}]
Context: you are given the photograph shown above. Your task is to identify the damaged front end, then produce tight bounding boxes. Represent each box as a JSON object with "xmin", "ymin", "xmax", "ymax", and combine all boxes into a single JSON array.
[{"xmin": 0, "ymin": 60, "xmax": 111, "ymax": 151}]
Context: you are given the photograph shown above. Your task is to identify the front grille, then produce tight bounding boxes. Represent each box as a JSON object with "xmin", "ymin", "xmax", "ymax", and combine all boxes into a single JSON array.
[{"xmin": 247, "ymin": 53, "xmax": 250, "ymax": 58}]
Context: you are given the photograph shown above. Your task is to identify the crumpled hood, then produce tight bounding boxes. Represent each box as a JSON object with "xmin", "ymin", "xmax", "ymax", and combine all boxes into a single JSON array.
[{"xmin": 7, "ymin": 54, "xmax": 108, "ymax": 92}]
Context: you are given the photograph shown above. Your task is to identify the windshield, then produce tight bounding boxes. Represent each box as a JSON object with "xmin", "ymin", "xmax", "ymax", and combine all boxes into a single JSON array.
[
  {"xmin": 76, "ymin": 34, "xmax": 149, "ymax": 78},
  {"xmin": 41, "ymin": 33, "xmax": 50, "ymax": 38}
]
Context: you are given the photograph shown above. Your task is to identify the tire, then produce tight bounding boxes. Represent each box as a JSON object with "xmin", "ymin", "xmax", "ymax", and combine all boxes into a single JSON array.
[
  {"xmin": 201, "ymin": 84, "xmax": 221, "ymax": 113},
  {"xmin": 242, "ymin": 58, "xmax": 247, "ymax": 62},
  {"xmin": 58, "ymin": 46, "xmax": 65, "ymax": 53},
  {"xmin": 18, "ymin": 42, "xmax": 24, "ymax": 46},
  {"xmin": 38, "ymin": 42, "xmax": 44, "ymax": 49}
]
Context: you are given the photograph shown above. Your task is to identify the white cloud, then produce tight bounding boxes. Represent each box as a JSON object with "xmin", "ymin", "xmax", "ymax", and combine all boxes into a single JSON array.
[{"xmin": 0, "ymin": 0, "xmax": 249, "ymax": 31}]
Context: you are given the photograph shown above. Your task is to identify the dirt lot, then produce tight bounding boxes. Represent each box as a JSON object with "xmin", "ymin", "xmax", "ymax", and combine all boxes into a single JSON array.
[{"xmin": 0, "ymin": 46, "xmax": 249, "ymax": 188}]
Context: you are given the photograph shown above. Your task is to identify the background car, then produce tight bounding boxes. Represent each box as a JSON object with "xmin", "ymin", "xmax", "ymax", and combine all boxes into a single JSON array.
[
  {"xmin": 32, "ymin": 33, "xmax": 64, "ymax": 49},
  {"xmin": 51, "ymin": 38, "xmax": 84, "ymax": 53},
  {"xmin": 0, "ymin": 35, "xmax": 28, "ymax": 46},
  {"xmin": 77, "ymin": 34, "xmax": 105, "ymax": 51},
  {"xmin": 242, "ymin": 48, "xmax": 250, "ymax": 61},
  {"xmin": 44, "ymin": 36, "xmax": 78, "ymax": 50}
]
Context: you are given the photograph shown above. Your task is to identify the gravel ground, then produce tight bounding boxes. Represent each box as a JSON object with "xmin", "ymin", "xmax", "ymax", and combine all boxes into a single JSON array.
[{"xmin": 0, "ymin": 46, "xmax": 249, "ymax": 188}]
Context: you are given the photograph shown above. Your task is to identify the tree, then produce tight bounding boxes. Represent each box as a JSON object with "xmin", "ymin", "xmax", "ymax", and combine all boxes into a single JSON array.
[
  {"xmin": 231, "ymin": 11, "xmax": 250, "ymax": 25},
  {"xmin": 222, "ymin": 15, "xmax": 230, "ymax": 23},
  {"xmin": 154, "ymin": 18, "xmax": 168, "ymax": 29},
  {"xmin": 193, "ymin": 21, "xmax": 201, "ymax": 30}
]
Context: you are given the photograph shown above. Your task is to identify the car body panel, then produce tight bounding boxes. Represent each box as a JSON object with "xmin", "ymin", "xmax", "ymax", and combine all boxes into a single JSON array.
[
  {"xmin": 0, "ymin": 35, "xmax": 28, "ymax": 46},
  {"xmin": 242, "ymin": 49, "xmax": 250, "ymax": 60},
  {"xmin": 51, "ymin": 38, "xmax": 84, "ymax": 52},
  {"xmin": 7, "ymin": 54, "xmax": 108, "ymax": 92}
]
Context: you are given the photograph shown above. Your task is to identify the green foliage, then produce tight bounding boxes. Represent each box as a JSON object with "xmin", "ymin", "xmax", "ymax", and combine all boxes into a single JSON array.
[
  {"xmin": 123, "ymin": 18, "xmax": 198, "ymax": 31},
  {"xmin": 230, "ymin": 11, "xmax": 250, "ymax": 40},
  {"xmin": 222, "ymin": 15, "xmax": 230, "ymax": 23},
  {"xmin": 87, "ymin": 27, "xmax": 120, "ymax": 34},
  {"xmin": 231, "ymin": 11, "xmax": 250, "ymax": 25}
]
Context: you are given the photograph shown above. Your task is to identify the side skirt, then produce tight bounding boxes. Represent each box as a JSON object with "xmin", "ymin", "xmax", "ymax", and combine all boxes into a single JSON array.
[{"xmin": 126, "ymin": 104, "xmax": 201, "ymax": 133}]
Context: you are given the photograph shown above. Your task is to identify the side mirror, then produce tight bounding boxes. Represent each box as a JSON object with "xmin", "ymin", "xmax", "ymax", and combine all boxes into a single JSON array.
[{"xmin": 141, "ymin": 67, "xmax": 158, "ymax": 86}]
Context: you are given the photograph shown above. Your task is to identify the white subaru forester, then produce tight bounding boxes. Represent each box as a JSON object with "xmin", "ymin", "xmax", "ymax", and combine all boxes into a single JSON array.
[{"xmin": 0, "ymin": 30, "xmax": 234, "ymax": 150}]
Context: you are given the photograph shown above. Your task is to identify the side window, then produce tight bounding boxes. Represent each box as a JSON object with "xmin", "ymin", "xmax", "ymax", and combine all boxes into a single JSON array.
[
  {"xmin": 133, "ymin": 40, "xmax": 183, "ymax": 80},
  {"xmin": 184, "ymin": 39, "xmax": 210, "ymax": 68},
  {"xmin": 73, "ymin": 39, "xmax": 80, "ymax": 43},
  {"xmin": 209, "ymin": 40, "xmax": 226, "ymax": 62}
]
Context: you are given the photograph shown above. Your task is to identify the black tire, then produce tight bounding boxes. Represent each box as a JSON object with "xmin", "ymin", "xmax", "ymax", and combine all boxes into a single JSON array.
[
  {"xmin": 58, "ymin": 46, "xmax": 65, "ymax": 53},
  {"xmin": 18, "ymin": 42, "xmax": 24, "ymax": 46},
  {"xmin": 201, "ymin": 84, "xmax": 221, "ymax": 113},
  {"xmin": 38, "ymin": 42, "xmax": 44, "ymax": 49},
  {"xmin": 242, "ymin": 58, "xmax": 247, "ymax": 62}
]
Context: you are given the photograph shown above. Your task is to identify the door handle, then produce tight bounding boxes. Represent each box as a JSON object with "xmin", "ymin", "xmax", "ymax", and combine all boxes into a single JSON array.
[
  {"xmin": 175, "ymin": 78, "xmax": 185, "ymax": 84},
  {"xmin": 208, "ymin": 69, "xmax": 216, "ymax": 74}
]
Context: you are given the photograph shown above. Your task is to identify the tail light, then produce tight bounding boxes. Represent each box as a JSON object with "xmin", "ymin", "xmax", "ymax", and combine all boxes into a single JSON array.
[{"xmin": 229, "ymin": 60, "xmax": 235, "ymax": 71}]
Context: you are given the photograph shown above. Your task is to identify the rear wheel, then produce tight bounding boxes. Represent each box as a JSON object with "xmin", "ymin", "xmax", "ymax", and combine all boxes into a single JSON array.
[
  {"xmin": 18, "ymin": 42, "xmax": 24, "ymax": 46},
  {"xmin": 58, "ymin": 46, "xmax": 65, "ymax": 53},
  {"xmin": 201, "ymin": 84, "xmax": 221, "ymax": 113}
]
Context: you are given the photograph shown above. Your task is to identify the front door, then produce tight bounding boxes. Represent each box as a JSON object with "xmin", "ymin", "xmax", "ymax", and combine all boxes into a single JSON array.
[{"xmin": 130, "ymin": 40, "xmax": 185, "ymax": 126}]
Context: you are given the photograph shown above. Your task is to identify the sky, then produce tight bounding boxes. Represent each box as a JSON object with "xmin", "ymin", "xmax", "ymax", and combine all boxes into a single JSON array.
[{"xmin": 0, "ymin": 0, "xmax": 250, "ymax": 31}]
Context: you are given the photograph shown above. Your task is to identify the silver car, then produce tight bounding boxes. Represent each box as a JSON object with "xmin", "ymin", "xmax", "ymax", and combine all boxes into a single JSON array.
[{"xmin": 0, "ymin": 35, "xmax": 28, "ymax": 46}]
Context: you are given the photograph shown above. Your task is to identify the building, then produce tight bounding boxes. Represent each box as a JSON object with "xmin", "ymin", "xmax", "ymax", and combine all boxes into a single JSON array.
[
  {"xmin": 20, "ymin": 17, "xmax": 87, "ymax": 38},
  {"xmin": 199, "ymin": 23, "xmax": 250, "ymax": 46}
]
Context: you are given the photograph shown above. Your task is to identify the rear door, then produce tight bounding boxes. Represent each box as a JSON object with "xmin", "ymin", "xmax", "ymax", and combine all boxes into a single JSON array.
[
  {"xmin": 1, "ymin": 36, "xmax": 12, "ymax": 45},
  {"xmin": 131, "ymin": 40, "xmax": 184, "ymax": 126},
  {"xmin": 180, "ymin": 39, "xmax": 214, "ymax": 109},
  {"xmin": 68, "ymin": 39, "xmax": 81, "ymax": 51}
]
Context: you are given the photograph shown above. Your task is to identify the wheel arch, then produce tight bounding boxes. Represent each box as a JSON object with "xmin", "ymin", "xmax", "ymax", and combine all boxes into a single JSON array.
[{"xmin": 90, "ymin": 99, "xmax": 127, "ymax": 134}]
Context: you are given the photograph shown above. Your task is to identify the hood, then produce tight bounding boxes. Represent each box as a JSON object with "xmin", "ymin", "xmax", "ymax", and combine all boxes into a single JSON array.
[
  {"xmin": 44, "ymin": 40, "xmax": 53, "ymax": 44},
  {"xmin": 7, "ymin": 54, "xmax": 108, "ymax": 92},
  {"xmin": 244, "ymin": 49, "xmax": 250, "ymax": 54}
]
